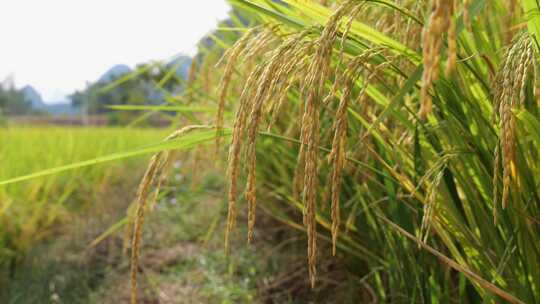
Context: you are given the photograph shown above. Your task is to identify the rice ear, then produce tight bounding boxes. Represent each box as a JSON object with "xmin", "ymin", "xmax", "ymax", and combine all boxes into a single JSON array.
[
  {"xmin": 492, "ymin": 33, "xmax": 535, "ymax": 214},
  {"xmin": 221, "ymin": 0, "xmax": 408, "ymax": 288},
  {"xmin": 445, "ymin": 14, "xmax": 456, "ymax": 76},
  {"xmin": 225, "ymin": 65, "xmax": 264, "ymax": 253},
  {"xmin": 463, "ymin": 0, "xmax": 472, "ymax": 31},
  {"xmin": 327, "ymin": 50, "xmax": 386, "ymax": 256},
  {"xmin": 420, "ymin": 0, "xmax": 455, "ymax": 118},
  {"xmin": 130, "ymin": 154, "xmax": 160, "ymax": 304},
  {"xmin": 419, "ymin": 167, "xmax": 444, "ymax": 244},
  {"xmin": 216, "ymin": 28, "xmax": 258, "ymax": 152},
  {"xmin": 129, "ymin": 125, "xmax": 214, "ymax": 304}
]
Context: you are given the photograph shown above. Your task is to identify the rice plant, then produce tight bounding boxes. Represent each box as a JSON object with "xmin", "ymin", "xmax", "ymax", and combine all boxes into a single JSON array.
[{"xmin": 124, "ymin": 0, "xmax": 540, "ymax": 302}]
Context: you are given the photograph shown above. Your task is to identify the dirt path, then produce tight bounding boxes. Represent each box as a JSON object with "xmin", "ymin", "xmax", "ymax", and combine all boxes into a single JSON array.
[{"xmin": 91, "ymin": 189, "xmax": 263, "ymax": 304}]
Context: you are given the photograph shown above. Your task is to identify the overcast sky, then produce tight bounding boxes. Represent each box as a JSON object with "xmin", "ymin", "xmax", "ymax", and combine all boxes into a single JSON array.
[{"xmin": 0, "ymin": 0, "xmax": 230, "ymax": 103}]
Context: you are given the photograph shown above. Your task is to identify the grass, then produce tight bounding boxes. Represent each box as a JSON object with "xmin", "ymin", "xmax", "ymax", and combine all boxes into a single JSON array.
[
  {"xmin": 4, "ymin": 149, "xmax": 289, "ymax": 303},
  {"xmin": 0, "ymin": 126, "xmax": 169, "ymax": 298},
  {"xmin": 87, "ymin": 164, "xmax": 303, "ymax": 304}
]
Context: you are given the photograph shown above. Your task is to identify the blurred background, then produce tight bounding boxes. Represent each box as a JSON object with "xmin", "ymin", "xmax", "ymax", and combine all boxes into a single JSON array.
[{"xmin": 0, "ymin": 0, "xmax": 229, "ymax": 126}]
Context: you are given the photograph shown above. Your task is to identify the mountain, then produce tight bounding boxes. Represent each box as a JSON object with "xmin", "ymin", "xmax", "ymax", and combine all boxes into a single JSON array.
[
  {"xmin": 168, "ymin": 55, "xmax": 192, "ymax": 79},
  {"xmin": 21, "ymin": 85, "xmax": 46, "ymax": 109},
  {"xmin": 20, "ymin": 86, "xmax": 79, "ymax": 116},
  {"xmin": 19, "ymin": 59, "xmax": 193, "ymax": 117},
  {"xmin": 97, "ymin": 64, "xmax": 132, "ymax": 83}
]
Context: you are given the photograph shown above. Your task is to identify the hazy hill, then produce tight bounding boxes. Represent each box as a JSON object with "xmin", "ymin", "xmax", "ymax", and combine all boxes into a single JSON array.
[
  {"xmin": 21, "ymin": 85, "xmax": 46, "ymax": 109},
  {"xmin": 168, "ymin": 55, "xmax": 192, "ymax": 79},
  {"xmin": 23, "ymin": 58, "xmax": 193, "ymax": 116},
  {"xmin": 97, "ymin": 64, "xmax": 133, "ymax": 83},
  {"xmin": 20, "ymin": 85, "xmax": 80, "ymax": 116}
]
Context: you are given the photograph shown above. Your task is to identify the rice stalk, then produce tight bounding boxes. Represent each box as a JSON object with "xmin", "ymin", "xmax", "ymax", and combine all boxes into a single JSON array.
[{"xmin": 186, "ymin": 58, "xmax": 198, "ymax": 104}]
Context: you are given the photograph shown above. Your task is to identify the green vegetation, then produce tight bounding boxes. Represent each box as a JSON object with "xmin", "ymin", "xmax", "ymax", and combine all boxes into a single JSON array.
[
  {"xmin": 70, "ymin": 60, "xmax": 190, "ymax": 117},
  {"xmin": 0, "ymin": 126, "xmax": 168, "ymax": 295},
  {"xmin": 5, "ymin": 161, "xmax": 284, "ymax": 303},
  {"xmin": 89, "ymin": 172, "xmax": 262, "ymax": 304},
  {"xmin": 0, "ymin": 81, "xmax": 32, "ymax": 116}
]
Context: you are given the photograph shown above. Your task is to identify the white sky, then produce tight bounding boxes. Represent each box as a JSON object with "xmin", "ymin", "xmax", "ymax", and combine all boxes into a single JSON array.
[{"xmin": 0, "ymin": 0, "xmax": 230, "ymax": 103}]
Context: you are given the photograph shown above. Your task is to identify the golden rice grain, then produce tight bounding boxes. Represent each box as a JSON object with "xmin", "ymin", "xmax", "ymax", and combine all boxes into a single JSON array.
[
  {"xmin": 420, "ymin": 0, "xmax": 455, "ymax": 118},
  {"xmin": 298, "ymin": 1, "xmax": 357, "ymax": 286},
  {"xmin": 216, "ymin": 28, "xmax": 258, "ymax": 151},
  {"xmin": 130, "ymin": 154, "xmax": 160, "ymax": 304},
  {"xmin": 130, "ymin": 125, "xmax": 214, "ymax": 304},
  {"xmin": 492, "ymin": 34, "xmax": 534, "ymax": 213},
  {"xmin": 419, "ymin": 167, "xmax": 444, "ymax": 244},
  {"xmin": 463, "ymin": 0, "xmax": 471, "ymax": 31},
  {"xmin": 220, "ymin": 0, "xmax": 391, "ymax": 287},
  {"xmin": 445, "ymin": 11, "xmax": 456, "ymax": 76},
  {"xmin": 245, "ymin": 32, "xmax": 315, "ymax": 243},
  {"xmin": 225, "ymin": 65, "xmax": 264, "ymax": 253}
]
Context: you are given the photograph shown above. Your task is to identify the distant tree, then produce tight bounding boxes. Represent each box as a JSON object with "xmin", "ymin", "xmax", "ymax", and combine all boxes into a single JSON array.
[
  {"xmin": 69, "ymin": 62, "xmax": 187, "ymax": 116},
  {"xmin": 0, "ymin": 78, "xmax": 32, "ymax": 115}
]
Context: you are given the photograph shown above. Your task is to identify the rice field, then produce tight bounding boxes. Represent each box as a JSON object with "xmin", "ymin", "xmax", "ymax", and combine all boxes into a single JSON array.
[
  {"xmin": 0, "ymin": 127, "xmax": 169, "ymax": 266},
  {"xmin": 4, "ymin": 0, "xmax": 540, "ymax": 303}
]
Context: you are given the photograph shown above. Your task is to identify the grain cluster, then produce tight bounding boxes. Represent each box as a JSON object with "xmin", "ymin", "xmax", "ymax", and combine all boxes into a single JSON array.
[{"xmin": 492, "ymin": 33, "xmax": 535, "ymax": 219}]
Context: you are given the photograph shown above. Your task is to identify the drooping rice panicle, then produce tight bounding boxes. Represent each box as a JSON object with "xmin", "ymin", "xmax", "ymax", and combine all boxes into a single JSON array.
[
  {"xmin": 420, "ymin": 0, "xmax": 455, "ymax": 118},
  {"xmin": 225, "ymin": 65, "xmax": 264, "ymax": 254},
  {"xmin": 130, "ymin": 125, "xmax": 213, "ymax": 304},
  {"xmin": 215, "ymin": 28, "xmax": 258, "ymax": 151},
  {"xmin": 130, "ymin": 154, "xmax": 160, "ymax": 304},
  {"xmin": 419, "ymin": 167, "xmax": 445, "ymax": 244},
  {"xmin": 493, "ymin": 34, "xmax": 535, "ymax": 212}
]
